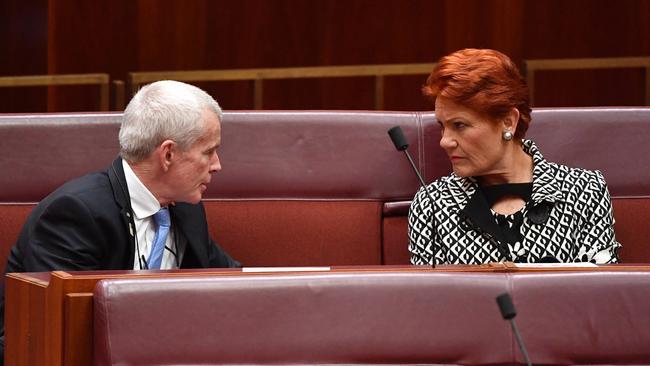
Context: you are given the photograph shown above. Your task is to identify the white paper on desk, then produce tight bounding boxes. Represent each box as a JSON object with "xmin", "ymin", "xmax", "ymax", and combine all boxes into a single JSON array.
[
  {"xmin": 514, "ymin": 262, "xmax": 597, "ymax": 268},
  {"xmin": 242, "ymin": 266, "xmax": 331, "ymax": 273}
]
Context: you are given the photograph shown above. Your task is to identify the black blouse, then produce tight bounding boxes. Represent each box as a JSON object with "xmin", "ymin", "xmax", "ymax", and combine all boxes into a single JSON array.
[{"xmin": 479, "ymin": 182, "xmax": 533, "ymax": 261}]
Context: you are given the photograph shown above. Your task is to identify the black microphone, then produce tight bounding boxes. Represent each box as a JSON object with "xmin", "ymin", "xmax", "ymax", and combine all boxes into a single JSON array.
[
  {"xmin": 496, "ymin": 293, "xmax": 532, "ymax": 366},
  {"xmin": 388, "ymin": 125, "xmax": 437, "ymax": 268},
  {"xmin": 388, "ymin": 126, "xmax": 427, "ymax": 187}
]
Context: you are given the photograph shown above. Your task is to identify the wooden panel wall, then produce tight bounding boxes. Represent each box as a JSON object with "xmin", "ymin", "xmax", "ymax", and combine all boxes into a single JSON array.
[
  {"xmin": 524, "ymin": 0, "xmax": 650, "ymax": 107},
  {"xmin": 0, "ymin": 0, "xmax": 49, "ymax": 112},
  {"xmin": 0, "ymin": 0, "xmax": 648, "ymax": 112}
]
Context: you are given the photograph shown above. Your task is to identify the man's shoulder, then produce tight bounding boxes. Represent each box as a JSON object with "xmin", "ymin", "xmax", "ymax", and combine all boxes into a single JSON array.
[{"xmin": 41, "ymin": 170, "xmax": 115, "ymax": 207}]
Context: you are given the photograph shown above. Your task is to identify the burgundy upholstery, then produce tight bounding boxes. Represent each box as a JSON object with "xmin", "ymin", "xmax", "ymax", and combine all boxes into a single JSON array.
[
  {"xmin": 94, "ymin": 272, "xmax": 511, "ymax": 365},
  {"xmin": 214, "ymin": 111, "xmax": 447, "ymax": 199},
  {"xmin": 93, "ymin": 270, "xmax": 650, "ymax": 365},
  {"xmin": 205, "ymin": 111, "xmax": 447, "ymax": 265},
  {"xmin": 0, "ymin": 204, "xmax": 33, "ymax": 274},
  {"xmin": 0, "ymin": 113, "xmax": 122, "ymax": 202},
  {"xmin": 612, "ymin": 198, "xmax": 650, "ymax": 262},
  {"xmin": 0, "ymin": 113, "xmax": 122, "ymax": 275},
  {"xmin": 1, "ymin": 108, "xmax": 649, "ymax": 273},
  {"xmin": 204, "ymin": 200, "xmax": 383, "ymax": 265},
  {"xmin": 528, "ymin": 107, "xmax": 650, "ymax": 197},
  {"xmin": 528, "ymin": 108, "xmax": 650, "ymax": 263},
  {"xmin": 0, "ymin": 111, "xmax": 445, "ymax": 201},
  {"xmin": 511, "ymin": 271, "xmax": 650, "ymax": 364},
  {"xmin": 0, "ymin": 111, "xmax": 445, "ymax": 270}
]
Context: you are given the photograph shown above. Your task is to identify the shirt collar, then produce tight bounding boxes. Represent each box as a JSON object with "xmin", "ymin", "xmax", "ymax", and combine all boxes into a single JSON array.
[
  {"xmin": 522, "ymin": 139, "xmax": 564, "ymax": 204},
  {"xmin": 122, "ymin": 159, "xmax": 162, "ymax": 220}
]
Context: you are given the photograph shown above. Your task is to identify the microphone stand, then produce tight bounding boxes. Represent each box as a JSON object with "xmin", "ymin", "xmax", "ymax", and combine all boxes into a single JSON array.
[
  {"xmin": 388, "ymin": 126, "xmax": 437, "ymax": 268},
  {"xmin": 496, "ymin": 293, "xmax": 532, "ymax": 366}
]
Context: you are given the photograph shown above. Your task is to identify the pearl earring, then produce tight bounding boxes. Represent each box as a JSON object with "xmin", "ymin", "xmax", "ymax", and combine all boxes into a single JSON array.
[{"xmin": 503, "ymin": 131, "xmax": 513, "ymax": 141}]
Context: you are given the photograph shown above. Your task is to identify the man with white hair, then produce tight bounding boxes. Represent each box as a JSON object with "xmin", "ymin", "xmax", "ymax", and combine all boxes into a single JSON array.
[{"xmin": 0, "ymin": 81, "xmax": 239, "ymax": 360}]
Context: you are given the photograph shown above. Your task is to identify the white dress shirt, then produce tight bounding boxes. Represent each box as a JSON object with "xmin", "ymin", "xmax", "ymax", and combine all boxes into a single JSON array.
[{"xmin": 122, "ymin": 160, "xmax": 185, "ymax": 269}]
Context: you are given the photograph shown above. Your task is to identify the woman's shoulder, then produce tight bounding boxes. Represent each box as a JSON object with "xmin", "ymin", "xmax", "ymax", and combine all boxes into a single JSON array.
[
  {"xmin": 527, "ymin": 139, "xmax": 607, "ymax": 190},
  {"xmin": 425, "ymin": 173, "xmax": 459, "ymax": 191},
  {"xmin": 413, "ymin": 173, "xmax": 468, "ymax": 203},
  {"xmin": 543, "ymin": 160, "xmax": 607, "ymax": 194},
  {"xmin": 546, "ymin": 159, "xmax": 604, "ymax": 181}
]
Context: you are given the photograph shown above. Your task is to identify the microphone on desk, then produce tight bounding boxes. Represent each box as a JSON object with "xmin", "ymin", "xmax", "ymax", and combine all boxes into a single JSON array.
[
  {"xmin": 387, "ymin": 126, "xmax": 437, "ymax": 268},
  {"xmin": 496, "ymin": 293, "xmax": 532, "ymax": 366}
]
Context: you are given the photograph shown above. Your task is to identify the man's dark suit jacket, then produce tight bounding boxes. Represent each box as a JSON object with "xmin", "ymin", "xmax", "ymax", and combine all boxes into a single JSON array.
[{"xmin": 0, "ymin": 158, "xmax": 240, "ymax": 360}]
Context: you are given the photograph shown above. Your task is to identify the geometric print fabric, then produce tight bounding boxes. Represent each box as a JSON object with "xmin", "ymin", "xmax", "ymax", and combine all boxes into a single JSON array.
[{"xmin": 408, "ymin": 140, "xmax": 621, "ymax": 265}]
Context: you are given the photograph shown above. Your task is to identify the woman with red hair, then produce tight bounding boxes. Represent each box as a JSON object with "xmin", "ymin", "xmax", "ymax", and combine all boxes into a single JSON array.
[{"xmin": 408, "ymin": 49, "xmax": 620, "ymax": 265}]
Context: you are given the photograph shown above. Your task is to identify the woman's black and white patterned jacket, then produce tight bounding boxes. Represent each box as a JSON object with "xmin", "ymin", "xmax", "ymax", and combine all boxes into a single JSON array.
[{"xmin": 408, "ymin": 139, "xmax": 621, "ymax": 265}]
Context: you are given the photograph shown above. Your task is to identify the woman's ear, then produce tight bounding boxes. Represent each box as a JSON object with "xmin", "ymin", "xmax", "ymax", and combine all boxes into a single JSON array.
[{"xmin": 503, "ymin": 107, "xmax": 520, "ymax": 134}]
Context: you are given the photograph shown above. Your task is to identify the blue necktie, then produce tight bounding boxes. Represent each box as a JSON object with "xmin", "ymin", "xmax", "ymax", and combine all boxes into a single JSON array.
[{"xmin": 148, "ymin": 208, "xmax": 170, "ymax": 269}]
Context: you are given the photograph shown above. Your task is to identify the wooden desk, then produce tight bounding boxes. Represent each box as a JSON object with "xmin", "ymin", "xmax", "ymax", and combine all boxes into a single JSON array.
[{"xmin": 6, "ymin": 264, "xmax": 650, "ymax": 366}]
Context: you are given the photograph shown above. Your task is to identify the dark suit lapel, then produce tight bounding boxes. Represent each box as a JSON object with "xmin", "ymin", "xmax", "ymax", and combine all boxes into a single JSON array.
[
  {"xmin": 107, "ymin": 157, "xmax": 137, "ymax": 267},
  {"xmin": 170, "ymin": 203, "xmax": 209, "ymax": 268}
]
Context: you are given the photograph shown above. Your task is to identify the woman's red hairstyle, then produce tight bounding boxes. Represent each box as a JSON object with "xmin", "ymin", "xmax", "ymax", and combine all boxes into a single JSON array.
[{"xmin": 423, "ymin": 48, "xmax": 532, "ymax": 139}]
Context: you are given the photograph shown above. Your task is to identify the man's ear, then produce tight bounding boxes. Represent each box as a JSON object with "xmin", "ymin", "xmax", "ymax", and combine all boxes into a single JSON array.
[
  {"xmin": 502, "ymin": 107, "xmax": 520, "ymax": 133},
  {"xmin": 158, "ymin": 140, "xmax": 175, "ymax": 172}
]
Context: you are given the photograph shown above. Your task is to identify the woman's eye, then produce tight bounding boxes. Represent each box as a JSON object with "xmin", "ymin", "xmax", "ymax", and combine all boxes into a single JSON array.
[{"xmin": 453, "ymin": 122, "xmax": 466, "ymax": 129}]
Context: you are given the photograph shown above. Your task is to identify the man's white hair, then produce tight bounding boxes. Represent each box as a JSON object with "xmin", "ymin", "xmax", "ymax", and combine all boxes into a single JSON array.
[{"xmin": 119, "ymin": 80, "xmax": 223, "ymax": 162}]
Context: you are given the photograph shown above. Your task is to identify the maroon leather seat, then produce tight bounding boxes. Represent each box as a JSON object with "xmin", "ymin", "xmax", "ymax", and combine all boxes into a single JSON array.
[
  {"xmin": 0, "ymin": 108, "xmax": 649, "ymax": 274},
  {"xmin": 530, "ymin": 107, "xmax": 650, "ymax": 197},
  {"xmin": 0, "ymin": 113, "xmax": 122, "ymax": 274},
  {"xmin": 94, "ymin": 271, "xmax": 512, "ymax": 365},
  {"xmin": 204, "ymin": 111, "xmax": 445, "ymax": 266},
  {"xmin": 528, "ymin": 108, "xmax": 650, "ymax": 263},
  {"xmin": 93, "ymin": 269, "xmax": 650, "ymax": 365},
  {"xmin": 512, "ymin": 270, "xmax": 650, "ymax": 365},
  {"xmin": 0, "ymin": 111, "xmax": 443, "ymax": 272}
]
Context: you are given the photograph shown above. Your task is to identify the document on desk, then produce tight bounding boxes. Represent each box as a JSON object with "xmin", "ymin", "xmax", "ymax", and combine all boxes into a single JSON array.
[{"xmin": 242, "ymin": 266, "xmax": 332, "ymax": 273}]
